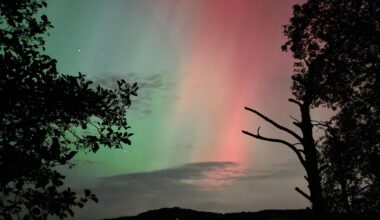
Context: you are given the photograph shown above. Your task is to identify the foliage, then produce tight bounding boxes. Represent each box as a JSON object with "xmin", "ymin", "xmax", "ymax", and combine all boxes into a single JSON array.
[
  {"xmin": 0, "ymin": 0, "xmax": 138, "ymax": 218},
  {"xmin": 282, "ymin": 0, "xmax": 379, "ymax": 108}
]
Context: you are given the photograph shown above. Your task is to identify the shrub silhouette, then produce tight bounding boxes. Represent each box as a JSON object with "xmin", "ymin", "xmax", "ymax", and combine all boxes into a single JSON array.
[{"xmin": 0, "ymin": 0, "xmax": 138, "ymax": 218}]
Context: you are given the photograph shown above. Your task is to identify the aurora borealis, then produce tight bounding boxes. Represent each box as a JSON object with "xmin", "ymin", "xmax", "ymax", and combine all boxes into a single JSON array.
[{"xmin": 43, "ymin": 0, "xmax": 313, "ymax": 219}]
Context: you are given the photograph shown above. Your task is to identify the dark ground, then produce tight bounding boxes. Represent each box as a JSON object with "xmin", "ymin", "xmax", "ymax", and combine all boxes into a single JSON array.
[{"xmin": 106, "ymin": 207, "xmax": 379, "ymax": 220}]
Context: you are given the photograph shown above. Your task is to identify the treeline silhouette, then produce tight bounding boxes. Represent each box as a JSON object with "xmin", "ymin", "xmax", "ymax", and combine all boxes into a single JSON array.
[{"xmin": 107, "ymin": 207, "xmax": 379, "ymax": 220}]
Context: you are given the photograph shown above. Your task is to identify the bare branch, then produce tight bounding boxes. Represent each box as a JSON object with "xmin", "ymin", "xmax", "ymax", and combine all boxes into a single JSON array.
[
  {"xmin": 295, "ymin": 187, "xmax": 311, "ymax": 201},
  {"xmin": 244, "ymin": 107, "xmax": 303, "ymax": 142},
  {"xmin": 289, "ymin": 115, "xmax": 300, "ymax": 123},
  {"xmin": 293, "ymin": 122, "xmax": 302, "ymax": 128},
  {"xmin": 288, "ymin": 98, "xmax": 302, "ymax": 107},
  {"xmin": 242, "ymin": 130, "xmax": 306, "ymax": 167},
  {"xmin": 292, "ymin": 142, "xmax": 304, "ymax": 155},
  {"xmin": 289, "ymin": 115, "xmax": 302, "ymax": 128},
  {"xmin": 304, "ymin": 175, "xmax": 308, "ymax": 182},
  {"xmin": 311, "ymin": 120, "xmax": 330, "ymax": 130}
]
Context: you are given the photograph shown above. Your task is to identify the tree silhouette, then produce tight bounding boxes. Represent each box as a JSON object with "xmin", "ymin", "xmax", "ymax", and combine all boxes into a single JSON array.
[
  {"xmin": 0, "ymin": 0, "xmax": 138, "ymax": 219},
  {"xmin": 242, "ymin": 0, "xmax": 379, "ymax": 218},
  {"xmin": 320, "ymin": 79, "xmax": 379, "ymax": 214}
]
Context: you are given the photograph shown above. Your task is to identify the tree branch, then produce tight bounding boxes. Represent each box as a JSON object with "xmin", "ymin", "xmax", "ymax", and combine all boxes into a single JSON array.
[
  {"xmin": 289, "ymin": 114, "xmax": 300, "ymax": 123},
  {"xmin": 298, "ymin": 148, "xmax": 305, "ymax": 156},
  {"xmin": 289, "ymin": 115, "xmax": 302, "ymax": 128},
  {"xmin": 67, "ymin": 129, "xmax": 82, "ymax": 141},
  {"xmin": 244, "ymin": 107, "xmax": 303, "ymax": 142},
  {"xmin": 288, "ymin": 98, "xmax": 302, "ymax": 107},
  {"xmin": 295, "ymin": 187, "xmax": 311, "ymax": 202},
  {"xmin": 88, "ymin": 121, "xmax": 103, "ymax": 135},
  {"xmin": 242, "ymin": 129, "xmax": 306, "ymax": 167},
  {"xmin": 311, "ymin": 120, "xmax": 330, "ymax": 129}
]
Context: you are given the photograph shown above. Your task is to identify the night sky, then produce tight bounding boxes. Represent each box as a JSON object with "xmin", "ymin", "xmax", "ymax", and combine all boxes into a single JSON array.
[{"xmin": 42, "ymin": 0, "xmax": 329, "ymax": 219}]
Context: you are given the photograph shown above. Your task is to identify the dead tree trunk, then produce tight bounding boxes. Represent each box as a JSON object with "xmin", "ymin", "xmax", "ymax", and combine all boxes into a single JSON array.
[
  {"xmin": 242, "ymin": 100, "xmax": 325, "ymax": 218},
  {"xmin": 299, "ymin": 103, "xmax": 324, "ymax": 218}
]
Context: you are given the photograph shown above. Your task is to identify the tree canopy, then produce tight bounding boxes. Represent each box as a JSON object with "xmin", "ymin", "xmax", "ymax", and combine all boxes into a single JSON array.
[
  {"xmin": 0, "ymin": 0, "xmax": 138, "ymax": 219},
  {"xmin": 282, "ymin": 0, "xmax": 379, "ymax": 108}
]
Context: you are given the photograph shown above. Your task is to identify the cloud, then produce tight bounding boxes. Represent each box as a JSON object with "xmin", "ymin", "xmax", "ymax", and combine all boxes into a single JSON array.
[
  {"xmin": 73, "ymin": 161, "xmax": 307, "ymax": 220},
  {"xmin": 101, "ymin": 162, "xmax": 244, "ymax": 190},
  {"xmin": 70, "ymin": 159, "xmax": 99, "ymax": 166},
  {"xmin": 91, "ymin": 72, "xmax": 176, "ymax": 117}
]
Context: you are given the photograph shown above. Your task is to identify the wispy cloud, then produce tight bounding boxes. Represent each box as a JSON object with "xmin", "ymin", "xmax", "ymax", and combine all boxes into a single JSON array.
[
  {"xmin": 91, "ymin": 72, "xmax": 176, "ymax": 117},
  {"xmin": 73, "ymin": 161, "xmax": 306, "ymax": 220},
  {"xmin": 102, "ymin": 162, "xmax": 245, "ymax": 190}
]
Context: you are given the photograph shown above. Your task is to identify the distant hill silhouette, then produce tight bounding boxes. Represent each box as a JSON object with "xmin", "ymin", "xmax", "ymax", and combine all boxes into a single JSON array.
[
  {"xmin": 106, "ymin": 207, "xmax": 311, "ymax": 220},
  {"xmin": 106, "ymin": 207, "xmax": 379, "ymax": 220}
]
